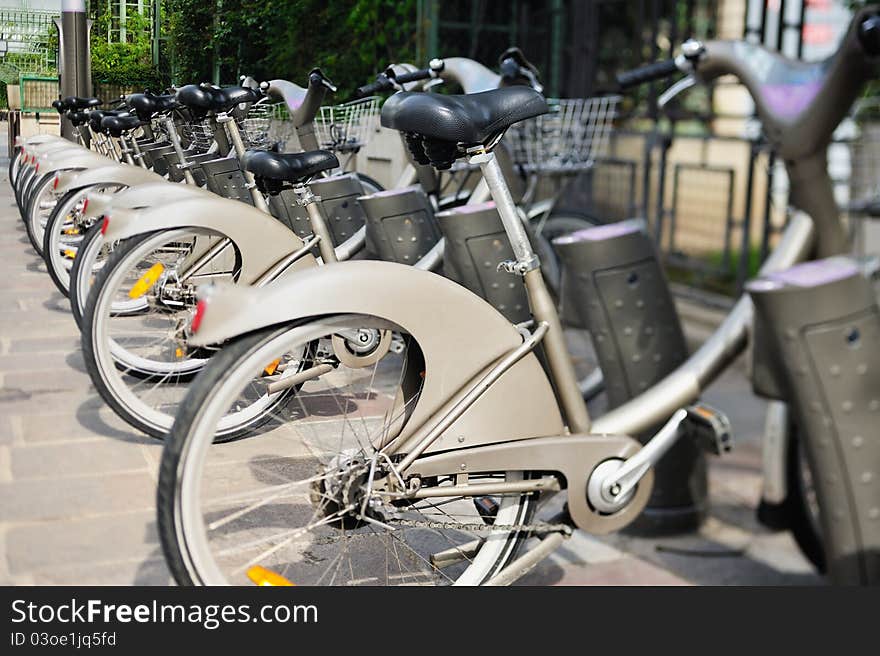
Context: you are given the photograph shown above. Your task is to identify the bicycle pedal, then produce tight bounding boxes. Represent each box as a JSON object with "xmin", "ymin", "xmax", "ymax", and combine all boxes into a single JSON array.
[
  {"xmin": 682, "ymin": 403, "xmax": 733, "ymax": 455},
  {"xmin": 474, "ymin": 496, "xmax": 499, "ymax": 524}
]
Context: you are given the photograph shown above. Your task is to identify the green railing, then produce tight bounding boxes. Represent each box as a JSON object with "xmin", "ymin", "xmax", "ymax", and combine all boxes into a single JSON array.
[{"xmin": 20, "ymin": 74, "xmax": 59, "ymax": 113}]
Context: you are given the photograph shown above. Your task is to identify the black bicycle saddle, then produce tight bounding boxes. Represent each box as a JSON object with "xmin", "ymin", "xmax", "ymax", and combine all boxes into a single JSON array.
[
  {"xmin": 88, "ymin": 109, "xmax": 129, "ymax": 132},
  {"xmin": 242, "ymin": 149, "xmax": 338, "ymax": 186},
  {"xmin": 176, "ymin": 84, "xmax": 261, "ymax": 113},
  {"xmin": 101, "ymin": 115, "xmax": 144, "ymax": 137},
  {"xmin": 381, "ymin": 86, "xmax": 547, "ymax": 144},
  {"xmin": 55, "ymin": 96, "xmax": 102, "ymax": 113},
  {"xmin": 127, "ymin": 92, "xmax": 178, "ymax": 121}
]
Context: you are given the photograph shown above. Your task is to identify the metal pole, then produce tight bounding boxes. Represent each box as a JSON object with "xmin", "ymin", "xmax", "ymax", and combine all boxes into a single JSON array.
[
  {"xmin": 54, "ymin": 0, "xmax": 92, "ymax": 141},
  {"xmin": 153, "ymin": 0, "xmax": 162, "ymax": 68},
  {"xmin": 549, "ymin": 0, "xmax": 564, "ymax": 97}
]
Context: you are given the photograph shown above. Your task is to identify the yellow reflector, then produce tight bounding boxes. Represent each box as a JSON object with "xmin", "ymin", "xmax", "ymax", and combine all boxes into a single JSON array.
[
  {"xmin": 175, "ymin": 347, "xmax": 184, "ymax": 359},
  {"xmin": 63, "ymin": 250, "xmax": 77, "ymax": 259},
  {"xmin": 247, "ymin": 566, "xmax": 295, "ymax": 586},
  {"xmin": 129, "ymin": 263, "xmax": 165, "ymax": 299},
  {"xmin": 264, "ymin": 358, "xmax": 281, "ymax": 376}
]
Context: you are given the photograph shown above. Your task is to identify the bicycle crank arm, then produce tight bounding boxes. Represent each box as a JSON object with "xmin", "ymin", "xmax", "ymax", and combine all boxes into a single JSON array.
[
  {"xmin": 406, "ymin": 433, "xmax": 650, "ymax": 535},
  {"xmin": 587, "ymin": 404, "xmax": 733, "ymax": 514}
]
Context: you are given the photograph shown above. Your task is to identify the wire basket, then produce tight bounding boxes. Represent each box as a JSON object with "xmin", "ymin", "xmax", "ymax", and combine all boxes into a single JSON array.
[
  {"xmin": 179, "ymin": 118, "xmax": 216, "ymax": 153},
  {"xmin": 505, "ymin": 95, "xmax": 620, "ymax": 174},
  {"xmin": 314, "ymin": 96, "xmax": 381, "ymax": 152},
  {"xmin": 238, "ymin": 101, "xmax": 273, "ymax": 150}
]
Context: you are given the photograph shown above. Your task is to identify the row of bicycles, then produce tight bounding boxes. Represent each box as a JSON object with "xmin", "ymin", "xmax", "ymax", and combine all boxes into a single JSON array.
[{"xmin": 9, "ymin": 7, "xmax": 880, "ymax": 586}]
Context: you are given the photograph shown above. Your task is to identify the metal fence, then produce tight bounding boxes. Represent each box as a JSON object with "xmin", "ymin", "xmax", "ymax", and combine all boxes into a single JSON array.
[{"xmin": 19, "ymin": 75, "xmax": 59, "ymax": 113}]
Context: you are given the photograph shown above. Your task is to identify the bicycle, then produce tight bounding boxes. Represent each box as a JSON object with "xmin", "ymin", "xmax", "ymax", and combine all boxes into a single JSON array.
[{"xmin": 155, "ymin": 6, "xmax": 880, "ymax": 586}]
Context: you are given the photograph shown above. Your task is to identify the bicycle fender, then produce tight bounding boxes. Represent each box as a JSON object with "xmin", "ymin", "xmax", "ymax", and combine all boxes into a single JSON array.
[
  {"xmin": 102, "ymin": 195, "xmax": 316, "ymax": 285},
  {"xmin": 54, "ymin": 163, "xmax": 168, "ymax": 196},
  {"xmin": 80, "ymin": 182, "xmax": 211, "ymax": 220},
  {"xmin": 189, "ymin": 261, "xmax": 566, "ymax": 452}
]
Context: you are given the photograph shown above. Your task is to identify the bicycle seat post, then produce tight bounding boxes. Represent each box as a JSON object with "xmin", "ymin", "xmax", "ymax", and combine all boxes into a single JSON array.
[
  {"xmin": 470, "ymin": 147, "xmax": 591, "ymax": 433},
  {"xmin": 215, "ymin": 111, "xmax": 269, "ymax": 212},
  {"xmin": 293, "ymin": 182, "xmax": 337, "ymax": 264},
  {"xmin": 128, "ymin": 131, "xmax": 148, "ymax": 169},
  {"xmin": 163, "ymin": 116, "xmax": 197, "ymax": 185},
  {"xmin": 117, "ymin": 133, "xmax": 136, "ymax": 166}
]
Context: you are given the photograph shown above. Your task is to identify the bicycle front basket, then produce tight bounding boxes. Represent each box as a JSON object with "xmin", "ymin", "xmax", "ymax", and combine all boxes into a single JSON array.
[{"xmin": 505, "ymin": 95, "xmax": 620, "ymax": 174}]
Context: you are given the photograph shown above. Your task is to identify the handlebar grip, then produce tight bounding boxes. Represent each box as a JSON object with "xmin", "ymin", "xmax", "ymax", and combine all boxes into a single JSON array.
[
  {"xmin": 394, "ymin": 68, "xmax": 432, "ymax": 84},
  {"xmin": 616, "ymin": 59, "xmax": 679, "ymax": 89},
  {"xmin": 356, "ymin": 76, "xmax": 394, "ymax": 98}
]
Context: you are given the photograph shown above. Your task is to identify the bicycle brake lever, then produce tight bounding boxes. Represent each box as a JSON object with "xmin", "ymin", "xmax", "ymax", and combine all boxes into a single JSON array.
[{"xmin": 658, "ymin": 75, "xmax": 697, "ymax": 110}]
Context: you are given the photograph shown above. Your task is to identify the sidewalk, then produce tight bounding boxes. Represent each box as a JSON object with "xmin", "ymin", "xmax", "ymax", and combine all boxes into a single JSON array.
[{"xmin": 0, "ymin": 129, "xmax": 821, "ymax": 586}]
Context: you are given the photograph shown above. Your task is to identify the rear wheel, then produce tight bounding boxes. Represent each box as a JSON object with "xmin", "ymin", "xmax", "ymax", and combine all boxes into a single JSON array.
[{"xmin": 158, "ymin": 316, "xmax": 538, "ymax": 586}]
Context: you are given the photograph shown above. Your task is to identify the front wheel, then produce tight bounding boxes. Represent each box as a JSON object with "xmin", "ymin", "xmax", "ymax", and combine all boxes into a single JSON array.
[
  {"xmin": 42, "ymin": 184, "xmax": 123, "ymax": 297},
  {"xmin": 354, "ymin": 172, "xmax": 384, "ymax": 196},
  {"xmin": 69, "ymin": 223, "xmax": 114, "ymax": 328},
  {"xmin": 158, "ymin": 316, "xmax": 538, "ymax": 586},
  {"xmin": 531, "ymin": 209, "xmax": 604, "ymax": 297},
  {"xmin": 80, "ymin": 228, "xmax": 260, "ymax": 438},
  {"xmin": 24, "ymin": 171, "xmax": 61, "ymax": 255}
]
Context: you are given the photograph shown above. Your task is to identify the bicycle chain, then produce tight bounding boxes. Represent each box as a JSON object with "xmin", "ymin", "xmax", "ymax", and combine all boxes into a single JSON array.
[{"xmin": 386, "ymin": 516, "xmax": 572, "ymax": 536}]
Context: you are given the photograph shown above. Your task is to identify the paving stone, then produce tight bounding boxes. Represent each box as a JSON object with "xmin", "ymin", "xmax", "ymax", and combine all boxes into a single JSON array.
[
  {"xmin": 17, "ymin": 409, "xmax": 144, "ymax": 444},
  {"xmin": 0, "ymin": 414, "xmax": 14, "ymax": 444},
  {"xmin": 4, "ymin": 369, "xmax": 92, "ymax": 392},
  {"xmin": 8, "ymin": 336, "xmax": 81, "ymax": 353},
  {"xmin": 11, "ymin": 440, "xmax": 149, "ymax": 479},
  {"xmin": 29, "ymin": 558, "xmax": 172, "ymax": 586},
  {"xmin": 0, "ymin": 445, "xmax": 12, "ymax": 483},
  {"xmin": 520, "ymin": 554, "xmax": 693, "ymax": 586},
  {"xmin": 0, "ymin": 352, "xmax": 76, "ymax": 372},
  {"xmin": 0, "ymin": 473, "xmax": 155, "ymax": 523},
  {"xmin": 5, "ymin": 511, "xmax": 160, "ymax": 574}
]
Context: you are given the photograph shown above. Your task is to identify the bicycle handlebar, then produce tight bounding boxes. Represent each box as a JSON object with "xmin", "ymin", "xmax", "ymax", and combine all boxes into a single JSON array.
[
  {"xmin": 356, "ymin": 60, "xmax": 444, "ymax": 98},
  {"xmin": 616, "ymin": 58, "xmax": 680, "ymax": 89},
  {"xmin": 356, "ymin": 74, "xmax": 395, "ymax": 97}
]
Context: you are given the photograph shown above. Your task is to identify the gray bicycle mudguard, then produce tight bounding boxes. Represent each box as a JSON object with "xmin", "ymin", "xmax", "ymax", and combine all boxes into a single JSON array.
[
  {"xmin": 553, "ymin": 219, "xmax": 706, "ymax": 533},
  {"xmin": 24, "ymin": 139, "xmax": 85, "ymax": 159},
  {"xmin": 357, "ymin": 186, "xmax": 442, "ymax": 264},
  {"xmin": 55, "ymin": 162, "xmax": 167, "ymax": 197},
  {"xmin": 36, "ymin": 148, "xmax": 110, "ymax": 175},
  {"xmin": 436, "ymin": 201, "xmax": 530, "ymax": 324},
  {"xmin": 15, "ymin": 142, "xmax": 82, "ymax": 183},
  {"xmin": 16, "ymin": 134, "xmax": 66, "ymax": 149},
  {"xmin": 198, "ymin": 156, "xmax": 255, "ymax": 205},
  {"xmin": 188, "ymin": 260, "xmax": 565, "ymax": 454},
  {"xmin": 82, "ymin": 182, "xmax": 213, "ymax": 221},
  {"xmin": 267, "ymin": 174, "xmax": 367, "ymax": 246},
  {"xmin": 101, "ymin": 195, "xmax": 315, "ymax": 285},
  {"xmin": 747, "ymin": 257, "xmax": 880, "ymax": 584}
]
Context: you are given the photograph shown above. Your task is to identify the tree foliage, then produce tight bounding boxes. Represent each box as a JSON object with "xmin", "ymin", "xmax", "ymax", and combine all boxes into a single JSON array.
[
  {"xmin": 90, "ymin": 5, "xmax": 164, "ymax": 89},
  {"xmin": 165, "ymin": 0, "xmax": 418, "ymax": 98}
]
